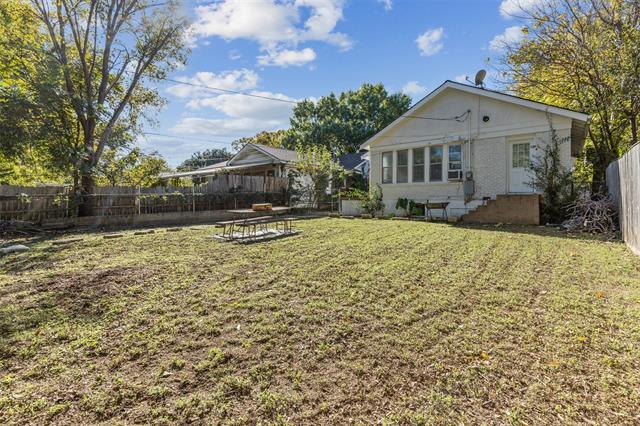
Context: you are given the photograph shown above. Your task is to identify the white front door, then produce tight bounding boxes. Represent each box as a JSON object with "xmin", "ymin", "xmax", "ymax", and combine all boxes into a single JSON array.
[{"xmin": 508, "ymin": 141, "xmax": 533, "ymax": 193}]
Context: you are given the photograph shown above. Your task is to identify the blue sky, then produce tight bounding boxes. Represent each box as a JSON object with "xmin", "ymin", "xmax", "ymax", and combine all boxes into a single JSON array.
[{"xmin": 139, "ymin": 0, "xmax": 529, "ymax": 166}]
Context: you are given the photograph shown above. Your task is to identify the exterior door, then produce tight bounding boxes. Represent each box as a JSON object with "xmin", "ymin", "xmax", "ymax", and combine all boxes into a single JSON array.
[{"xmin": 509, "ymin": 141, "xmax": 533, "ymax": 193}]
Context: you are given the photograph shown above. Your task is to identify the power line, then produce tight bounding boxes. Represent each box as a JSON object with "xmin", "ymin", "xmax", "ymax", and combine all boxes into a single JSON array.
[
  {"xmin": 142, "ymin": 131, "xmax": 235, "ymax": 145},
  {"xmin": 157, "ymin": 76, "xmax": 299, "ymax": 104}
]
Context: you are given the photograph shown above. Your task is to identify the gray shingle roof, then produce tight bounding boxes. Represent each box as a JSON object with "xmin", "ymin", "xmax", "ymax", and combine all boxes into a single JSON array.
[
  {"xmin": 252, "ymin": 144, "xmax": 299, "ymax": 162},
  {"xmin": 337, "ymin": 152, "xmax": 365, "ymax": 170}
]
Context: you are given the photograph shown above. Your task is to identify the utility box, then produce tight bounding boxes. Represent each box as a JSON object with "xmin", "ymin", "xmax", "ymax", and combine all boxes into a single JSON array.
[{"xmin": 463, "ymin": 180, "xmax": 475, "ymax": 196}]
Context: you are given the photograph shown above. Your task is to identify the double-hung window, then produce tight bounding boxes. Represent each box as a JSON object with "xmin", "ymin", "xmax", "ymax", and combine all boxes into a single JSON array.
[
  {"xmin": 429, "ymin": 145, "xmax": 443, "ymax": 182},
  {"xmin": 396, "ymin": 150, "xmax": 408, "ymax": 183},
  {"xmin": 412, "ymin": 148, "xmax": 425, "ymax": 182},
  {"xmin": 382, "ymin": 152, "xmax": 393, "ymax": 183}
]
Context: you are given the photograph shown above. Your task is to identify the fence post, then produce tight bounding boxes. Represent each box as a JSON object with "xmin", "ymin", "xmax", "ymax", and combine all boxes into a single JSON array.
[
  {"xmin": 192, "ymin": 185, "xmax": 196, "ymax": 212},
  {"xmin": 136, "ymin": 186, "xmax": 141, "ymax": 215}
]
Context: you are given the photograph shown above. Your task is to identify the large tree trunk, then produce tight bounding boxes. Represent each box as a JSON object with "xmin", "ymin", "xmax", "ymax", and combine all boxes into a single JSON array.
[{"xmin": 77, "ymin": 173, "xmax": 96, "ymax": 217}]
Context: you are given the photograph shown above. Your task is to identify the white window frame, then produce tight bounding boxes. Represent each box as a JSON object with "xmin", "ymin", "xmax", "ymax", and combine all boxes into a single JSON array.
[
  {"xmin": 412, "ymin": 148, "xmax": 425, "ymax": 183},
  {"xmin": 381, "ymin": 151, "xmax": 393, "ymax": 183},
  {"xmin": 429, "ymin": 145, "xmax": 443, "ymax": 182},
  {"xmin": 396, "ymin": 149, "xmax": 409, "ymax": 183},
  {"xmin": 447, "ymin": 144, "xmax": 463, "ymax": 181}
]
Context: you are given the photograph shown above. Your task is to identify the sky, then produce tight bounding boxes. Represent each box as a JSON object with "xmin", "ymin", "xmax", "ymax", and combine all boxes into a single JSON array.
[{"xmin": 139, "ymin": 0, "xmax": 530, "ymax": 166}]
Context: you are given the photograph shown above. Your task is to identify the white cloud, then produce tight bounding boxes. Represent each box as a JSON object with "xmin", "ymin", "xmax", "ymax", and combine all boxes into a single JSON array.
[
  {"xmin": 167, "ymin": 70, "xmax": 296, "ymax": 142},
  {"xmin": 416, "ymin": 27, "xmax": 444, "ymax": 57},
  {"xmin": 378, "ymin": 0, "xmax": 392, "ymax": 11},
  {"xmin": 454, "ymin": 74, "xmax": 468, "ymax": 83},
  {"xmin": 190, "ymin": 0, "xmax": 351, "ymax": 66},
  {"xmin": 186, "ymin": 91, "xmax": 297, "ymax": 121},
  {"xmin": 166, "ymin": 69, "xmax": 259, "ymax": 98},
  {"xmin": 170, "ymin": 117, "xmax": 287, "ymax": 138},
  {"xmin": 229, "ymin": 50, "xmax": 242, "ymax": 60},
  {"xmin": 490, "ymin": 26, "xmax": 525, "ymax": 51},
  {"xmin": 499, "ymin": 0, "xmax": 547, "ymax": 18},
  {"xmin": 401, "ymin": 81, "xmax": 427, "ymax": 97},
  {"xmin": 257, "ymin": 47, "xmax": 317, "ymax": 67},
  {"xmin": 137, "ymin": 135, "xmax": 233, "ymax": 167}
]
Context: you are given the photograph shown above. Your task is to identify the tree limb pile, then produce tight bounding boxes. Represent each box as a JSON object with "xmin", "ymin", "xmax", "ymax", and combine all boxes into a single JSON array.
[{"xmin": 562, "ymin": 195, "xmax": 617, "ymax": 233}]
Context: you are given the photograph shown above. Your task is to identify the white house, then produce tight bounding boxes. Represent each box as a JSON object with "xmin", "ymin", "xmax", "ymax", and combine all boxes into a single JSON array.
[
  {"xmin": 361, "ymin": 81, "xmax": 590, "ymax": 222},
  {"xmin": 162, "ymin": 143, "xmax": 300, "ymax": 180}
]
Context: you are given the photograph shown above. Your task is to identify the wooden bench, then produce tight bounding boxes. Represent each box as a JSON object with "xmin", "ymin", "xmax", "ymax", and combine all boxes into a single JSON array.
[
  {"xmin": 215, "ymin": 216, "xmax": 272, "ymax": 239},
  {"xmin": 424, "ymin": 201, "xmax": 449, "ymax": 221}
]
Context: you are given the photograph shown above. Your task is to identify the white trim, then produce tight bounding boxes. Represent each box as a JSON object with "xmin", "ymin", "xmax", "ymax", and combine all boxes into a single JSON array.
[
  {"xmin": 227, "ymin": 143, "xmax": 281, "ymax": 166},
  {"xmin": 360, "ymin": 81, "xmax": 590, "ymax": 150}
]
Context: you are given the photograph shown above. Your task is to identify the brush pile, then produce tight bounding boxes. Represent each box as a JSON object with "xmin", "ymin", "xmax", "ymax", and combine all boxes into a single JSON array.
[{"xmin": 562, "ymin": 195, "xmax": 617, "ymax": 233}]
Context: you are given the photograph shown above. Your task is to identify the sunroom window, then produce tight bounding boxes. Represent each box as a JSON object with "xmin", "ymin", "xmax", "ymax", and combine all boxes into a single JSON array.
[
  {"xmin": 429, "ymin": 145, "xmax": 443, "ymax": 181},
  {"xmin": 412, "ymin": 148, "xmax": 424, "ymax": 182},
  {"xmin": 382, "ymin": 152, "xmax": 393, "ymax": 183},
  {"xmin": 396, "ymin": 150, "xmax": 408, "ymax": 183}
]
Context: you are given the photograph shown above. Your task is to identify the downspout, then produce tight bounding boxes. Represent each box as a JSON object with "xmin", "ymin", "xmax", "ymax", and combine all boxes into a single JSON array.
[
  {"xmin": 467, "ymin": 109, "xmax": 472, "ymax": 173},
  {"xmin": 463, "ymin": 109, "xmax": 475, "ymax": 205}
]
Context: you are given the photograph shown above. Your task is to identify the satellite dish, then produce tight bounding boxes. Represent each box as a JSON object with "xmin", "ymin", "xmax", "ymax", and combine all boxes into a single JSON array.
[{"xmin": 474, "ymin": 69, "xmax": 487, "ymax": 88}]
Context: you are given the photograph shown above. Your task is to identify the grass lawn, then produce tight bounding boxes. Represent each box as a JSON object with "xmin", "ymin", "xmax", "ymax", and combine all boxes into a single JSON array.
[{"xmin": 1, "ymin": 219, "xmax": 640, "ymax": 424}]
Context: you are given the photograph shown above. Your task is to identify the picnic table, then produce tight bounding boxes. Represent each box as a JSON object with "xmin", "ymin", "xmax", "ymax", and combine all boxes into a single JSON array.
[{"xmin": 215, "ymin": 207, "xmax": 296, "ymax": 242}]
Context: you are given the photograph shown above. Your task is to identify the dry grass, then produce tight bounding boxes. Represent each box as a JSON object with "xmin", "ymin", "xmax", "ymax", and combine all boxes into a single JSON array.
[{"xmin": 1, "ymin": 219, "xmax": 640, "ymax": 424}]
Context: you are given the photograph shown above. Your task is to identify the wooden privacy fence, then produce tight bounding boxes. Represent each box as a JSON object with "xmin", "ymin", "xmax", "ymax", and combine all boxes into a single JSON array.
[
  {"xmin": 607, "ymin": 143, "xmax": 640, "ymax": 256},
  {"xmin": 0, "ymin": 175, "xmax": 289, "ymax": 222}
]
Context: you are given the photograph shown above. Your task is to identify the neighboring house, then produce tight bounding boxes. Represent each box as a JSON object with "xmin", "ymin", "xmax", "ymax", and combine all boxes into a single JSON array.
[
  {"xmin": 360, "ymin": 80, "xmax": 590, "ymax": 223},
  {"xmin": 337, "ymin": 152, "xmax": 369, "ymax": 177},
  {"xmin": 161, "ymin": 143, "xmax": 299, "ymax": 180},
  {"xmin": 336, "ymin": 152, "xmax": 369, "ymax": 189}
]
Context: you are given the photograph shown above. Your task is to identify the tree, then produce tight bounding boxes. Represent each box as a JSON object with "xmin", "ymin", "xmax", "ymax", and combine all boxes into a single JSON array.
[
  {"xmin": 177, "ymin": 148, "xmax": 233, "ymax": 172},
  {"xmin": 96, "ymin": 147, "xmax": 170, "ymax": 187},
  {"xmin": 0, "ymin": 0, "xmax": 77, "ymax": 184},
  {"xmin": 499, "ymin": 0, "xmax": 640, "ymax": 188},
  {"xmin": 231, "ymin": 130, "xmax": 288, "ymax": 152},
  {"xmin": 28, "ymin": 0, "xmax": 189, "ymax": 214},
  {"xmin": 527, "ymin": 122, "xmax": 574, "ymax": 223},
  {"xmin": 291, "ymin": 145, "xmax": 343, "ymax": 209},
  {"xmin": 285, "ymin": 83, "xmax": 411, "ymax": 156}
]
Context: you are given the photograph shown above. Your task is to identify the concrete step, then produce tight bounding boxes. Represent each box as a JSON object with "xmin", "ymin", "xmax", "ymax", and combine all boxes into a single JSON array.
[{"xmin": 462, "ymin": 194, "xmax": 540, "ymax": 225}]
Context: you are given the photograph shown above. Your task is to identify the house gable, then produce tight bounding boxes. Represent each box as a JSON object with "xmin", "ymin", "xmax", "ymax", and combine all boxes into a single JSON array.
[
  {"xmin": 361, "ymin": 81, "xmax": 589, "ymax": 155},
  {"xmin": 227, "ymin": 144, "xmax": 299, "ymax": 167}
]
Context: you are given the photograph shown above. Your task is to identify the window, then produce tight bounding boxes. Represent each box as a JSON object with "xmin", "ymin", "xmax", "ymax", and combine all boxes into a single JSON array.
[
  {"xmin": 382, "ymin": 152, "xmax": 393, "ymax": 183},
  {"xmin": 429, "ymin": 145, "xmax": 443, "ymax": 181},
  {"xmin": 512, "ymin": 143, "xmax": 531, "ymax": 168},
  {"xmin": 396, "ymin": 150, "xmax": 408, "ymax": 183},
  {"xmin": 448, "ymin": 144, "xmax": 462, "ymax": 171},
  {"xmin": 412, "ymin": 148, "xmax": 425, "ymax": 182}
]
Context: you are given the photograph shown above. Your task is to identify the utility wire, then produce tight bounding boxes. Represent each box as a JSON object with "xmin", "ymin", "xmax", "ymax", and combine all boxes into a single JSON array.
[
  {"xmin": 142, "ymin": 131, "xmax": 235, "ymax": 145},
  {"xmin": 157, "ymin": 76, "xmax": 299, "ymax": 104},
  {"xmin": 154, "ymin": 75, "xmax": 473, "ymax": 123}
]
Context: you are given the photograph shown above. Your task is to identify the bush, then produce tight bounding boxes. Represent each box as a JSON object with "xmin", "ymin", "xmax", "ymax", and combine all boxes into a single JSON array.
[
  {"xmin": 361, "ymin": 184, "xmax": 384, "ymax": 216},
  {"xmin": 528, "ymin": 122, "xmax": 575, "ymax": 223},
  {"xmin": 340, "ymin": 188, "xmax": 368, "ymax": 201}
]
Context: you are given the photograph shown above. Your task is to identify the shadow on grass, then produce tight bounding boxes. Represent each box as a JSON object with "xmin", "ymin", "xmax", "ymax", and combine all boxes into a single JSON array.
[
  {"xmin": 453, "ymin": 222, "xmax": 621, "ymax": 243},
  {"xmin": 0, "ymin": 266, "xmax": 151, "ymax": 349}
]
